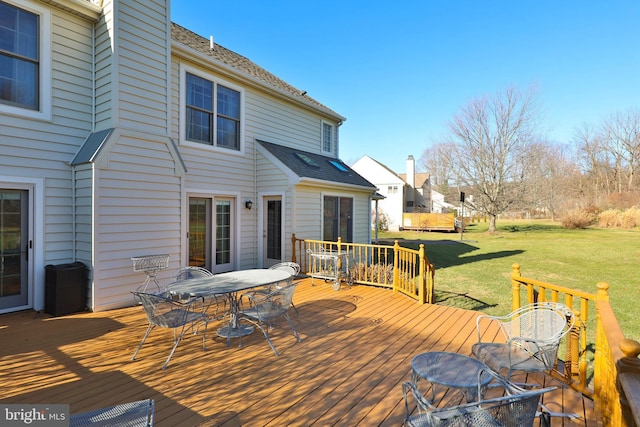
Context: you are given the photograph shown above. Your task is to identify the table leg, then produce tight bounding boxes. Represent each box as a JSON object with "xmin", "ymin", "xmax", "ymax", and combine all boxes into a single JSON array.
[{"xmin": 216, "ymin": 292, "xmax": 254, "ymax": 345}]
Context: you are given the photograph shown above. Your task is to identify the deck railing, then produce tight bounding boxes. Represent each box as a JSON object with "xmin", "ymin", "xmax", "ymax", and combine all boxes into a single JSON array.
[
  {"xmin": 511, "ymin": 263, "xmax": 640, "ymax": 427},
  {"xmin": 291, "ymin": 235, "xmax": 435, "ymax": 304}
]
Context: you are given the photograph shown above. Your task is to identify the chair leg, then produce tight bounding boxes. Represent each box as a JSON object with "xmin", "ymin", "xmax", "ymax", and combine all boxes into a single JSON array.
[
  {"xmin": 254, "ymin": 320, "xmax": 279, "ymax": 356},
  {"xmin": 163, "ymin": 334, "xmax": 184, "ymax": 370},
  {"xmin": 291, "ymin": 302, "xmax": 300, "ymax": 315},
  {"xmin": 285, "ymin": 313, "xmax": 302, "ymax": 343},
  {"xmin": 132, "ymin": 324, "xmax": 154, "ymax": 361}
]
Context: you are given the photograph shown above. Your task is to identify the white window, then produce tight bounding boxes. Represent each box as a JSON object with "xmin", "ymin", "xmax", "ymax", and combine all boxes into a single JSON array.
[
  {"xmin": 182, "ymin": 66, "xmax": 244, "ymax": 151},
  {"xmin": 0, "ymin": 0, "xmax": 50, "ymax": 120},
  {"xmin": 322, "ymin": 121, "xmax": 334, "ymax": 153}
]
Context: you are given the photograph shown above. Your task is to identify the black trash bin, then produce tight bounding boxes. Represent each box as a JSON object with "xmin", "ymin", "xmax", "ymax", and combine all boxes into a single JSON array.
[{"xmin": 45, "ymin": 262, "xmax": 87, "ymax": 316}]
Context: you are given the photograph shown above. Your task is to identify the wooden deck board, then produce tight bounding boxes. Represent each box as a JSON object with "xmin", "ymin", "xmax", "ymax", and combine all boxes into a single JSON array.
[{"xmin": 0, "ymin": 278, "xmax": 594, "ymax": 426}]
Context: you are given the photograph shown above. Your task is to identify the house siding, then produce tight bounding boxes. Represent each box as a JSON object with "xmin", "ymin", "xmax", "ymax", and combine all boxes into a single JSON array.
[
  {"xmin": 91, "ymin": 131, "xmax": 183, "ymax": 311},
  {"xmin": 94, "ymin": 0, "xmax": 114, "ymax": 129},
  {"xmin": 256, "ymin": 151, "xmax": 294, "ymax": 262}
]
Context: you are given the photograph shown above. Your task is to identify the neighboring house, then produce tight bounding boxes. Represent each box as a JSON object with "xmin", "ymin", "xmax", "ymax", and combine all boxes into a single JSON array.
[
  {"xmin": 0, "ymin": 0, "xmax": 376, "ymax": 314},
  {"xmin": 352, "ymin": 155, "xmax": 454, "ymax": 231}
]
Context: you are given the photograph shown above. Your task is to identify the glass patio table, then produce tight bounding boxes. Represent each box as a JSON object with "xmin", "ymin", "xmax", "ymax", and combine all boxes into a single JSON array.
[{"xmin": 166, "ymin": 269, "xmax": 291, "ymax": 344}]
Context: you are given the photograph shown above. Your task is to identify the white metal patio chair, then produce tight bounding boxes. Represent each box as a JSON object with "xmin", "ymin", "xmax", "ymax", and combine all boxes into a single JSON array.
[
  {"xmin": 402, "ymin": 369, "xmax": 556, "ymax": 427},
  {"xmin": 70, "ymin": 399, "xmax": 154, "ymax": 426},
  {"xmin": 172, "ymin": 266, "xmax": 222, "ymax": 318},
  {"xmin": 471, "ymin": 302, "xmax": 575, "ymax": 380},
  {"xmin": 131, "ymin": 291, "xmax": 209, "ymax": 370},
  {"xmin": 242, "ymin": 262, "xmax": 301, "ymax": 313},
  {"xmin": 237, "ymin": 282, "xmax": 302, "ymax": 356}
]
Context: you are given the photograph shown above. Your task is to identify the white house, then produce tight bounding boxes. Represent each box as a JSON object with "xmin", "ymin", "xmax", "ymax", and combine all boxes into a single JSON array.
[
  {"xmin": 0, "ymin": 0, "xmax": 376, "ymax": 314},
  {"xmin": 352, "ymin": 154, "xmax": 455, "ymax": 231}
]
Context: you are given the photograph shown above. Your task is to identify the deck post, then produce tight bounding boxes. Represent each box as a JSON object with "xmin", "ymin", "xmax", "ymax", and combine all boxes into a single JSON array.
[
  {"xmin": 291, "ymin": 233, "xmax": 297, "ymax": 263},
  {"xmin": 418, "ymin": 244, "xmax": 426, "ymax": 304},
  {"xmin": 393, "ymin": 240, "xmax": 400, "ymax": 292},
  {"xmin": 511, "ymin": 263, "xmax": 522, "ymax": 312}
]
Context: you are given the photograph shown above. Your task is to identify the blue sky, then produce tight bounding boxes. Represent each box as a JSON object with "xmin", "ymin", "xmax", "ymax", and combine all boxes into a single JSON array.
[{"xmin": 172, "ymin": 1, "xmax": 640, "ymax": 173}]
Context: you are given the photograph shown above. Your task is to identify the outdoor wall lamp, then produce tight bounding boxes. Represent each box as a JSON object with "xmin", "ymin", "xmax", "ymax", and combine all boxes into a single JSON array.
[{"xmin": 245, "ymin": 200, "xmax": 253, "ymax": 210}]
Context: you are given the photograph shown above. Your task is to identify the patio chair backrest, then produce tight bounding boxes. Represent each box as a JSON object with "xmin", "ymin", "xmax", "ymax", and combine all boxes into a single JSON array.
[
  {"xmin": 134, "ymin": 291, "xmax": 197, "ymax": 329},
  {"xmin": 473, "ymin": 302, "xmax": 575, "ymax": 377},
  {"xmin": 268, "ymin": 262, "xmax": 300, "ymax": 277},
  {"xmin": 70, "ymin": 399, "xmax": 154, "ymax": 427},
  {"xmin": 403, "ymin": 380, "xmax": 555, "ymax": 427},
  {"xmin": 252, "ymin": 283, "xmax": 297, "ymax": 321},
  {"xmin": 174, "ymin": 266, "xmax": 214, "ymax": 281},
  {"xmin": 500, "ymin": 303, "xmax": 572, "ymax": 341}
]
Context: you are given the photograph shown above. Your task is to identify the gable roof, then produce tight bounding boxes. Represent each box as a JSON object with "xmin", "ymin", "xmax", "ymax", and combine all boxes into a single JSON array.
[
  {"xmin": 171, "ymin": 23, "xmax": 345, "ymax": 122},
  {"xmin": 257, "ymin": 140, "xmax": 376, "ymax": 191}
]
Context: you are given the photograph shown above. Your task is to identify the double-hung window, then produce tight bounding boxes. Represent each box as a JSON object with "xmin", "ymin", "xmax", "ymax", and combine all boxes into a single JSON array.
[
  {"xmin": 0, "ymin": 0, "xmax": 49, "ymax": 116},
  {"xmin": 322, "ymin": 122, "xmax": 334, "ymax": 153},
  {"xmin": 185, "ymin": 71, "xmax": 242, "ymax": 151}
]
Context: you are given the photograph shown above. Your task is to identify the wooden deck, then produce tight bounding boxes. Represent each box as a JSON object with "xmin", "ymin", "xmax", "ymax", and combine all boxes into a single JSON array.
[{"xmin": 0, "ymin": 278, "xmax": 595, "ymax": 426}]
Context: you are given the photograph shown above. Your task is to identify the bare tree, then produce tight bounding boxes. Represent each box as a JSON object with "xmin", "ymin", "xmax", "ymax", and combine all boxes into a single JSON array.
[
  {"xmin": 419, "ymin": 141, "xmax": 459, "ymax": 201},
  {"xmin": 447, "ymin": 86, "xmax": 540, "ymax": 232},
  {"xmin": 525, "ymin": 142, "xmax": 578, "ymax": 220},
  {"xmin": 600, "ymin": 108, "xmax": 640, "ymax": 192},
  {"xmin": 574, "ymin": 122, "xmax": 613, "ymax": 205}
]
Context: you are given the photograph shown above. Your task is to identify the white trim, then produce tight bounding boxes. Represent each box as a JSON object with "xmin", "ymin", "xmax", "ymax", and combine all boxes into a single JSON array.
[
  {"xmin": 0, "ymin": 0, "xmax": 52, "ymax": 121},
  {"xmin": 0, "ymin": 176, "xmax": 44, "ymax": 314},
  {"xmin": 179, "ymin": 63, "xmax": 246, "ymax": 157}
]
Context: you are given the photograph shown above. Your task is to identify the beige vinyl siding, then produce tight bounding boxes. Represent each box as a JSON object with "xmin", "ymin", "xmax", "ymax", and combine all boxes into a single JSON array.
[
  {"xmin": 294, "ymin": 185, "xmax": 324, "ymax": 241},
  {"xmin": 0, "ymin": 6, "xmax": 94, "ymax": 270},
  {"xmin": 91, "ymin": 132, "xmax": 183, "ymax": 311},
  {"xmin": 115, "ymin": 0, "xmax": 169, "ymax": 134},
  {"xmin": 246, "ymin": 90, "xmax": 331, "ymax": 155},
  {"xmin": 73, "ymin": 166, "xmax": 94, "ymax": 265},
  {"xmin": 94, "ymin": 0, "xmax": 114, "ymax": 129},
  {"xmin": 352, "ymin": 192, "xmax": 372, "ymax": 243},
  {"xmin": 256, "ymin": 152, "xmax": 294, "ymax": 261}
]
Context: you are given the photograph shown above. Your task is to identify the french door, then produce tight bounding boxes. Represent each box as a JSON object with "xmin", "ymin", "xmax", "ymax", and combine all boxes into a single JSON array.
[
  {"xmin": 188, "ymin": 196, "xmax": 235, "ymax": 273},
  {"xmin": 0, "ymin": 189, "xmax": 29, "ymax": 310}
]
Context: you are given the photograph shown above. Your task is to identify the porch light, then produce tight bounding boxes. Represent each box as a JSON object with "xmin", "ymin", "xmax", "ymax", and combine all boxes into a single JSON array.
[{"xmin": 245, "ymin": 200, "xmax": 253, "ymax": 210}]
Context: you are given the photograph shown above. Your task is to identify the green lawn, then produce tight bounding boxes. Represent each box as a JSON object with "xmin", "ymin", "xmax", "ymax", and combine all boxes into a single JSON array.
[{"xmin": 377, "ymin": 219, "xmax": 640, "ymax": 341}]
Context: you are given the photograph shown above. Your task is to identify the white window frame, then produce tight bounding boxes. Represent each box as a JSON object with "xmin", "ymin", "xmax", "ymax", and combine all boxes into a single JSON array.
[
  {"xmin": 0, "ymin": 0, "xmax": 51, "ymax": 121},
  {"xmin": 179, "ymin": 64, "xmax": 245, "ymax": 155},
  {"xmin": 321, "ymin": 121, "xmax": 334, "ymax": 154}
]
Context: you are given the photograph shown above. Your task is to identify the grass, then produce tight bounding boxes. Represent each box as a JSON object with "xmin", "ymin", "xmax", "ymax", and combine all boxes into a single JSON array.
[{"xmin": 377, "ymin": 219, "xmax": 640, "ymax": 342}]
